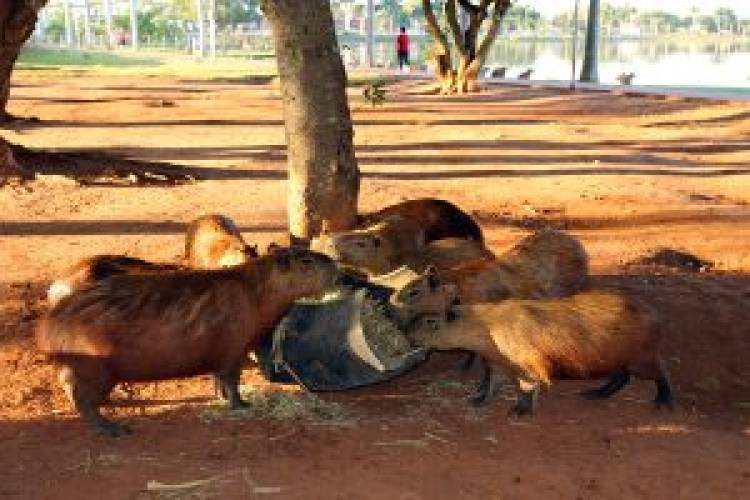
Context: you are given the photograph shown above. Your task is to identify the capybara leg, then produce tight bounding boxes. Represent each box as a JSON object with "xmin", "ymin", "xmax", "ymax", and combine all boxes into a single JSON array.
[
  {"xmin": 510, "ymin": 378, "xmax": 540, "ymax": 417},
  {"xmin": 459, "ymin": 352, "xmax": 477, "ymax": 372},
  {"xmin": 653, "ymin": 359, "xmax": 674, "ymax": 409},
  {"xmin": 216, "ymin": 364, "xmax": 248, "ymax": 410},
  {"xmin": 469, "ymin": 358, "xmax": 497, "ymax": 407},
  {"xmin": 213, "ymin": 375, "xmax": 228, "ymax": 401},
  {"xmin": 59, "ymin": 365, "xmax": 130, "ymax": 437},
  {"xmin": 581, "ymin": 369, "xmax": 631, "ymax": 400}
]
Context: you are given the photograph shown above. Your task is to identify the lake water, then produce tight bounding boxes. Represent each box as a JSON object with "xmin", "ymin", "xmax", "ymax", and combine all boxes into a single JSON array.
[{"xmin": 340, "ymin": 37, "xmax": 750, "ymax": 93}]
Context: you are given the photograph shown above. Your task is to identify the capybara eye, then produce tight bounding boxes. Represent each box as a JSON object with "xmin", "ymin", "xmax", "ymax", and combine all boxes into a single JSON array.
[
  {"xmin": 355, "ymin": 240, "xmax": 367, "ymax": 248},
  {"xmin": 300, "ymin": 257, "xmax": 314, "ymax": 264},
  {"xmin": 407, "ymin": 288, "xmax": 421, "ymax": 299}
]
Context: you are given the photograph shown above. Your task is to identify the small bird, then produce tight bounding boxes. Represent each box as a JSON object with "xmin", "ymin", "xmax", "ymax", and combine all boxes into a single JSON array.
[
  {"xmin": 617, "ymin": 72, "xmax": 635, "ymax": 85},
  {"xmin": 518, "ymin": 68, "xmax": 533, "ymax": 80},
  {"xmin": 490, "ymin": 66, "xmax": 507, "ymax": 78}
]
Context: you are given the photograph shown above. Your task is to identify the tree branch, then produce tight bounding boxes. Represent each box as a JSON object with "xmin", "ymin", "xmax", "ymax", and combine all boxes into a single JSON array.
[
  {"xmin": 444, "ymin": 0, "xmax": 466, "ymax": 58},
  {"xmin": 469, "ymin": 0, "xmax": 512, "ymax": 73},
  {"xmin": 421, "ymin": 0, "xmax": 451, "ymax": 57}
]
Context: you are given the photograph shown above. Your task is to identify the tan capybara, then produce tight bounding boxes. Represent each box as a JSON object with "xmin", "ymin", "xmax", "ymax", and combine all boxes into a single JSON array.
[
  {"xmin": 359, "ymin": 198, "xmax": 483, "ymax": 243},
  {"xmin": 392, "ymin": 229, "xmax": 589, "ymax": 321},
  {"xmin": 36, "ymin": 248, "xmax": 340, "ymax": 436},
  {"xmin": 409, "ymin": 238, "xmax": 495, "ymax": 273},
  {"xmin": 185, "ymin": 214, "xmax": 258, "ymax": 269},
  {"xmin": 310, "ymin": 215, "xmax": 425, "ymax": 276},
  {"xmin": 408, "ymin": 290, "xmax": 673, "ymax": 416},
  {"xmin": 47, "ymin": 214, "xmax": 258, "ymax": 307}
]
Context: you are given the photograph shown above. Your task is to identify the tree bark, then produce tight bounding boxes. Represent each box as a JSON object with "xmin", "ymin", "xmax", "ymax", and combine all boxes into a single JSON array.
[
  {"xmin": 261, "ymin": 0, "xmax": 360, "ymax": 241},
  {"xmin": 422, "ymin": 0, "xmax": 454, "ymax": 94},
  {"xmin": 580, "ymin": 0, "xmax": 601, "ymax": 83},
  {"xmin": 0, "ymin": 1, "xmax": 48, "ymax": 121}
]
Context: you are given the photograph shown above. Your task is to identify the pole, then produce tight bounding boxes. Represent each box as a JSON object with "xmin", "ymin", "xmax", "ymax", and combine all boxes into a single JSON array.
[
  {"xmin": 570, "ymin": 0, "xmax": 579, "ymax": 89},
  {"xmin": 83, "ymin": 0, "xmax": 92, "ymax": 47},
  {"xmin": 64, "ymin": 0, "xmax": 73, "ymax": 48},
  {"xmin": 365, "ymin": 0, "xmax": 374, "ymax": 67},
  {"xmin": 104, "ymin": 0, "xmax": 113, "ymax": 49},
  {"xmin": 196, "ymin": 0, "xmax": 205, "ymax": 58},
  {"xmin": 130, "ymin": 0, "xmax": 139, "ymax": 50},
  {"xmin": 209, "ymin": 0, "xmax": 217, "ymax": 60}
]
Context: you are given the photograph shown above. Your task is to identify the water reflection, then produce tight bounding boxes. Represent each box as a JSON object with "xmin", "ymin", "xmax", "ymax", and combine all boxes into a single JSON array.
[{"xmin": 340, "ymin": 36, "xmax": 750, "ymax": 89}]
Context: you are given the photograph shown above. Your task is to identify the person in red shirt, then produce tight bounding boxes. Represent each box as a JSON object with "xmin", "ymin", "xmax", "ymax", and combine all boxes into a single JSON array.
[{"xmin": 396, "ymin": 27, "xmax": 410, "ymax": 71}]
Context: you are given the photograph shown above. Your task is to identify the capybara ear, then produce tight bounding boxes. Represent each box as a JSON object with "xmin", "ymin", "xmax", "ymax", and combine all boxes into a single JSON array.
[
  {"xmin": 275, "ymin": 249, "xmax": 292, "ymax": 270},
  {"xmin": 266, "ymin": 242, "xmax": 281, "ymax": 254},
  {"xmin": 246, "ymin": 244, "xmax": 260, "ymax": 258},
  {"xmin": 426, "ymin": 265, "xmax": 441, "ymax": 289}
]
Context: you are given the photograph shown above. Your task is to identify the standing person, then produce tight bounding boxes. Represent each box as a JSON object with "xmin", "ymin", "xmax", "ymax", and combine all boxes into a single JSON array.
[{"xmin": 396, "ymin": 26, "xmax": 410, "ymax": 72}]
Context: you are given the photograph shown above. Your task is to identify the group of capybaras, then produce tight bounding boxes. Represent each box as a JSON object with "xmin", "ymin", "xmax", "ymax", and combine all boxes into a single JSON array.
[{"xmin": 36, "ymin": 198, "xmax": 673, "ymax": 437}]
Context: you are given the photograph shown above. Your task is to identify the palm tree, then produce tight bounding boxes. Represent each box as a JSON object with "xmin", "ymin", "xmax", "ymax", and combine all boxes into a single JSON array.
[{"xmin": 580, "ymin": 0, "xmax": 600, "ymax": 83}]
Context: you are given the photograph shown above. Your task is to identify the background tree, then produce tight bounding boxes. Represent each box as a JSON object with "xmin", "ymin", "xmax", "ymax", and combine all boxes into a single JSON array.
[
  {"xmin": 260, "ymin": 0, "xmax": 359, "ymax": 242},
  {"xmin": 422, "ymin": 0, "xmax": 513, "ymax": 94},
  {"xmin": 580, "ymin": 0, "xmax": 600, "ymax": 83},
  {"xmin": 1, "ymin": 0, "xmax": 48, "ymax": 122}
]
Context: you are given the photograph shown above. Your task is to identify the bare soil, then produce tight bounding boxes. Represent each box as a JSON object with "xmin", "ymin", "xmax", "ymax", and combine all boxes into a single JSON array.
[{"xmin": 1, "ymin": 73, "xmax": 750, "ymax": 499}]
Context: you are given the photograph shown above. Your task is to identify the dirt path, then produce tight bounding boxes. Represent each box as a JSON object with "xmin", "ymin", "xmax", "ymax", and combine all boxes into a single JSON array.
[{"xmin": 1, "ymin": 73, "xmax": 749, "ymax": 499}]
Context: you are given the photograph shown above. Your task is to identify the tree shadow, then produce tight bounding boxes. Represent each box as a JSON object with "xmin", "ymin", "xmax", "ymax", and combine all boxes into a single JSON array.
[
  {"xmin": 0, "ymin": 220, "xmax": 285, "ymax": 237},
  {"xmin": 647, "ymin": 109, "xmax": 750, "ymax": 127}
]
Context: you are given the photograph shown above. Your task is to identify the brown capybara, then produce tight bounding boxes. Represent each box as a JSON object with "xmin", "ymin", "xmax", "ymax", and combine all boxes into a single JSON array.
[
  {"xmin": 185, "ymin": 214, "xmax": 258, "ymax": 269},
  {"xmin": 36, "ymin": 248, "xmax": 340, "ymax": 436},
  {"xmin": 408, "ymin": 290, "xmax": 672, "ymax": 416},
  {"xmin": 392, "ymin": 229, "xmax": 589, "ymax": 321},
  {"xmin": 310, "ymin": 215, "xmax": 425, "ymax": 276},
  {"xmin": 359, "ymin": 198, "xmax": 483, "ymax": 243},
  {"xmin": 46, "ymin": 256, "xmax": 184, "ymax": 307},
  {"xmin": 47, "ymin": 214, "xmax": 258, "ymax": 307},
  {"xmin": 409, "ymin": 238, "xmax": 494, "ymax": 273}
]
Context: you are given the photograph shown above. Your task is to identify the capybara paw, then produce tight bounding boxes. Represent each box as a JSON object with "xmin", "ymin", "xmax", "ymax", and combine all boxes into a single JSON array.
[
  {"xmin": 468, "ymin": 393, "xmax": 489, "ymax": 407},
  {"xmin": 653, "ymin": 397, "xmax": 675, "ymax": 410},
  {"xmin": 508, "ymin": 400, "xmax": 534, "ymax": 418},
  {"xmin": 229, "ymin": 399, "xmax": 250, "ymax": 410}
]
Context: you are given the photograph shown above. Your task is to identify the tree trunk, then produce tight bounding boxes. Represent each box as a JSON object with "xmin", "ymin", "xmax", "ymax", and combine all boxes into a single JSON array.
[
  {"xmin": 580, "ymin": 0, "xmax": 600, "ymax": 83},
  {"xmin": 0, "ymin": 1, "xmax": 48, "ymax": 122},
  {"xmin": 423, "ymin": 0, "xmax": 510, "ymax": 94},
  {"xmin": 261, "ymin": 0, "xmax": 360, "ymax": 242}
]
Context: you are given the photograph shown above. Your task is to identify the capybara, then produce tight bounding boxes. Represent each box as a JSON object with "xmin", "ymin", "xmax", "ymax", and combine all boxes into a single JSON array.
[
  {"xmin": 311, "ymin": 215, "xmax": 425, "ymax": 276},
  {"xmin": 36, "ymin": 248, "xmax": 340, "ymax": 436},
  {"xmin": 409, "ymin": 238, "xmax": 494, "ymax": 273},
  {"xmin": 392, "ymin": 229, "xmax": 589, "ymax": 319},
  {"xmin": 359, "ymin": 198, "xmax": 483, "ymax": 243},
  {"xmin": 185, "ymin": 214, "xmax": 258, "ymax": 269},
  {"xmin": 47, "ymin": 214, "xmax": 257, "ymax": 307},
  {"xmin": 407, "ymin": 290, "xmax": 673, "ymax": 416}
]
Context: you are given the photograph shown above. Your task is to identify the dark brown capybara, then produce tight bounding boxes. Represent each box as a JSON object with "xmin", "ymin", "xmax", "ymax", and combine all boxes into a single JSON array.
[
  {"xmin": 310, "ymin": 215, "xmax": 426, "ymax": 276},
  {"xmin": 47, "ymin": 214, "xmax": 258, "ymax": 307},
  {"xmin": 359, "ymin": 198, "xmax": 483, "ymax": 243},
  {"xmin": 407, "ymin": 290, "xmax": 672, "ymax": 416},
  {"xmin": 409, "ymin": 237, "xmax": 494, "ymax": 273},
  {"xmin": 36, "ymin": 248, "xmax": 340, "ymax": 436}
]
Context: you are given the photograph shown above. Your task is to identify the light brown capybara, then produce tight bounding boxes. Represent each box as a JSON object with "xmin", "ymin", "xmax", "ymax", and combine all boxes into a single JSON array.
[
  {"xmin": 184, "ymin": 214, "xmax": 258, "ymax": 269},
  {"xmin": 408, "ymin": 290, "xmax": 672, "ymax": 416},
  {"xmin": 409, "ymin": 237, "xmax": 494, "ymax": 273},
  {"xmin": 310, "ymin": 215, "xmax": 425, "ymax": 276},
  {"xmin": 359, "ymin": 198, "xmax": 484, "ymax": 243},
  {"xmin": 47, "ymin": 214, "xmax": 258, "ymax": 307},
  {"xmin": 36, "ymin": 248, "xmax": 340, "ymax": 436},
  {"xmin": 392, "ymin": 229, "xmax": 589, "ymax": 321}
]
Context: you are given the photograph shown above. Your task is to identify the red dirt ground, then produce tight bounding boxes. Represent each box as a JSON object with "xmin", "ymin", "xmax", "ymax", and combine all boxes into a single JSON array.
[{"xmin": 1, "ymin": 73, "xmax": 749, "ymax": 499}]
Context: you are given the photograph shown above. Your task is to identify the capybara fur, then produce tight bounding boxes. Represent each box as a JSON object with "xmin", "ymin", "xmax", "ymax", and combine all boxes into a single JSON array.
[
  {"xmin": 310, "ymin": 215, "xmax": 425, "ymax": 276},
  {"xmin": 409, "ymin": 238, "xmax": 494, "ymax": 273},
  {"xmin": 36, "ymin": 248, "xmax": 339, "ymax": 436},
  {"xmin": 47, "ymin": 255, "xmax": 184, "ymax": 307},
  {"xmin": 185, "ymin": 214, "xmax": 258, "ymax": 269},
  {"xmin": 359, "ymin": 198, "xmax": 483, "ymax": 243},
  {"xmin": 47, "ymin": 214, "xmax": 258, "ymax": 307},
  {"xmin": 392, "ymin": 229, "xmax": 589, "ymax": 321},
  {"xmin": 407, "ymin": 290, "xmax": 673, "ymax": 416}
]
